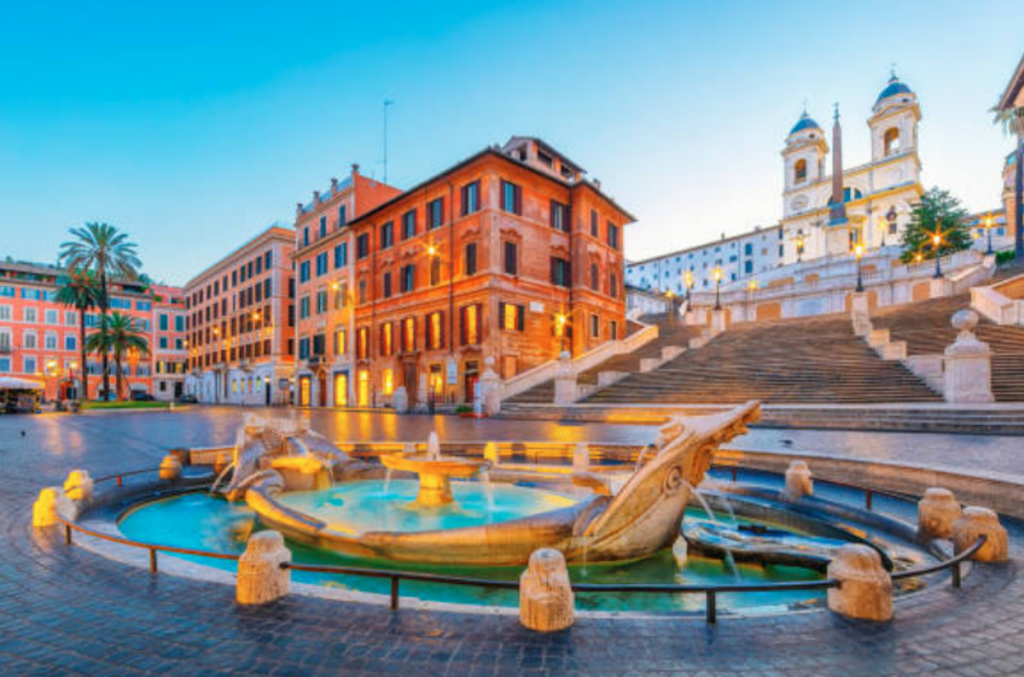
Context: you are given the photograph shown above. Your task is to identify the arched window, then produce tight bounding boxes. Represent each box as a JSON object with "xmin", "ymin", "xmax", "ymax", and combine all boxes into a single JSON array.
[
  {"xmin": 883, "ymin": 128, "xmax": 900, "ymax": 156},
  {"xmin": 794, "ymin": 159, "xmax": 807, "ymax": 183}
]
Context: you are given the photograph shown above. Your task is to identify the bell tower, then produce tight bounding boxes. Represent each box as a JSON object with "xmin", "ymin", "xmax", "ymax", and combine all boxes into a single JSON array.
[
  {"xmin": 869, "ymin": 70, "xmax": 921, "ymax": 163},
  {"xmin": 782, "ymin": 110, "xmax": 828, "ymax": 218}
]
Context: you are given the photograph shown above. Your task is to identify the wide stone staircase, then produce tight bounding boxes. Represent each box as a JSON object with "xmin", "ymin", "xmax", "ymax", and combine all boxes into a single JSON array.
[
  {"xmin": 574, "ymin": 314, "xmax": 941, "ymax": 405},
  {"xmin": 870, "ymin": 294, "xmax": 1024, "ymax": 402}
]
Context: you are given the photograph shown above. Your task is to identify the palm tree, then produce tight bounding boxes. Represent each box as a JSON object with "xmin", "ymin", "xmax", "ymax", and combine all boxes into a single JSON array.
[
  {"xmin": 992, "ymin": 105, "xmax": 1024, "ymax": 262},
  {"xmin": 54, "ymin": 271, "xmax": 102, "ymax": 402},
  {"xmin": 59, "ymin": 223, "xmax": 141, "ymax": 399},
  {"xmin": 85, "ymin": 312, "xmax": 150, "ymax": 401}
]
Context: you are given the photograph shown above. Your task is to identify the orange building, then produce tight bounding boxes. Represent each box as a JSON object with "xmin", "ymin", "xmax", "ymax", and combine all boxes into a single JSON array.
[
  {"xmin": 292, "ymin": 136, "xmax": 633, "ymax": 410},
  {"xmin": 0, "ymin": 260, "xmax": 172, "ymax": 401},
  {"xmin": 183, "ymin": 225, "xmax": 296, "ymax": 405},
  {"xmin": 150, "ymin": 283, "xmax": 189, "ymax": 401}
]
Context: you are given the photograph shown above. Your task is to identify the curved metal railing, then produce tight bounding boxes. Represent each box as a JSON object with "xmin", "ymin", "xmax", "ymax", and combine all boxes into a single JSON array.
[{"xmin": 52, "ymin": 463, "xmax": 988, "ymax": 623}]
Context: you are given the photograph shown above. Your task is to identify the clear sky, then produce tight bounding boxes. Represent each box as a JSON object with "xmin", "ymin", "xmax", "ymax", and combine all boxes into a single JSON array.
[{"xmin": 2, "ymin": 0, "xmax": 1022, "ymax": 285}]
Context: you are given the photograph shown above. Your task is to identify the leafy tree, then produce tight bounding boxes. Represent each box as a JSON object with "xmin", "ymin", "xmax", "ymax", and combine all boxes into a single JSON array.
[
  {"xmin": 992, "ymin": 104, "xmax": 1024, "ymax": 262},
  {"xmin": 899, "ymin": 188, "xmax": 971, "ymax": 263},
  {"xmin": 54, "ymin": 271, "xmax": 102, "ymax": 402},
  {"xmin": 59, "ymin": 223, "xmax": 141, "ymax": 399},
  {"xmin": 85, "ymin": 312, "xmax": 149, "ymax": 401}
]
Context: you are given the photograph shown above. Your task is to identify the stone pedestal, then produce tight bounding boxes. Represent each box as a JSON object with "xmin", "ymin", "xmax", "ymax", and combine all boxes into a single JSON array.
[
  {"xmin": 520, "ymin": 548, "xmax": 574, "ymax": 632},
  {"xmin": 850, "ymin": 292, "xmax": 871, "ymax": 337},
  {"xmin": 952, "ymin": 507, "xmax": 1008, "ymax": 562},
  {"xmin": 32, "ymin": 487, "xmax": 75, "ymax": 527},
  {"xmin": 63, "ymin": 469, "xmax": 94, "ymax": 502},
  {"xmin": 943, "ymin": 310, "xmax": 994, "ymax": 403},
  {"xmin": 393, "ymin": 386, "xmax": 409, "ymax": 414},
  {"xmin": 930, "ymin": 276, "xmax": 949, "ymax": 299},
  {"xmin": 159, "ymin": 455, "xmax": 182, "ymax": 481},
  {"xmin": 710, "ymin": 309, "xmax": 727, "ymax": 334},
  {"xmin": 237, "ymin": 531, "xmax": 292, "ymax": 605},
  {"xmin": 553, "ymin": 351, "xmax": 577, "ymax": 406},
  {"xmin": 917, "ymin": 488, "xmax": 961, "ymax": 539},
  {"xmin": 827, "ymin": 544, "xmax": 892, "ymax": 622},
  {"xmin": 784, "ymin": 461, "xmax": 813, "ymax": 499},
  {"xmin": 478, "ymin": 357, "xmax": 503, "ymax": 416}
]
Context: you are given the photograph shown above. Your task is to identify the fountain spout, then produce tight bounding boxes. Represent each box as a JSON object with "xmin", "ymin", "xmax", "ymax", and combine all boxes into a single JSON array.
[{"xmin": 381, "ymin": 432, "xmax": 490, "ymax": 507}]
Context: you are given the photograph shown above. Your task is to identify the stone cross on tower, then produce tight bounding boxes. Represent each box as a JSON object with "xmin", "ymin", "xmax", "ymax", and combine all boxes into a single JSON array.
[{"xmin": 829, "ymin": 103, "xmax": 848, "ymax": 226}]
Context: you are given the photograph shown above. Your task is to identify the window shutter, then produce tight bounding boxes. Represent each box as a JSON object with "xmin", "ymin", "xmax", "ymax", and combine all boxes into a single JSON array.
[
  {"xmin": 515, "ymin": 185, "xmax": 522, "ymax": 214},
  {"xmin": 475, "ymin": 303, "xmax": 483, "ymax": 343},
  {"xmin": 459, "ymin": 307, "xmax": 466, "ymax": 345},
  {"xmin": 499, "ymin": 302, "xmax": 506, "ymax": 329},
  {"xmin": 549, "ymin": 200, "xmax": 556, "ymax": 228},
  {"xmin": 517, "ymin": 304, "xmax": 525, "ymax": 331}
]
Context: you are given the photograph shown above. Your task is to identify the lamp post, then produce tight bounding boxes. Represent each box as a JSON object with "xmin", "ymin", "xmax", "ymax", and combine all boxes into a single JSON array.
[
  {"xmin": 555, "ymin": 313, "xmax": 568, "ymax": 353},
  {"xmin": 713, "ymin": 266, "xmax": 723, "ymax": 311},
  {"xmin": 46, "ymin": 359, "xmax": 60, "ymax": 406},
  {"xmin": 985, "ymin": 214, "xmax": 995, "ymax": 255},
  {"xmin": 853, "ymin": 244, "xmax": 865, "ymax": 293},
  {"xmin": 932, "ymin": 229, "xmax": 944, "ymax": 279},
  {"xmin": 795, "ymin": 233, "xmax": 805, "ymax": 263},
  {"xmin": 683, "ymin": 269, "xmax": 693, "ymax": 306},
  {"xmin": 69, "ymin": 361, "xmax": 78, "ymax": 403}
]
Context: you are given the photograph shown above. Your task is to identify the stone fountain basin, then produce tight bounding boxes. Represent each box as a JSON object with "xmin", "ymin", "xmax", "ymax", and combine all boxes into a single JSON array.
[{"xmin": 380, "ymin": 453, "xmax": 490, "ymax": 478}]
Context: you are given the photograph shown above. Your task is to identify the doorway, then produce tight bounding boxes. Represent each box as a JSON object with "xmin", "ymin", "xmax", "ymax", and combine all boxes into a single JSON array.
[
  {"xmin": 357, "ymin": 369, "xmax": 370, "ymax": 407},
  {"xmin": 334, "ymin": 371, "xmax": 349, "ymax": 407},
  {"xmin": 402, "ymin": 362, "xmax": 417, "ymax": 408},
  {"xmin": 317, "ymin": 373, "xmax": 327, "ymax": 407},
  {"xmin": 299, "ymin": 376, "xmax": 311, "ymax": 407}
]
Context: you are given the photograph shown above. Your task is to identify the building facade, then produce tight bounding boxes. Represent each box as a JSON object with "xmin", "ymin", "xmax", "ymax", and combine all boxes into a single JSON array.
[
  {"xmin": 780, "ymin": 74, "xmax": 924, "ymax": 263},
  {"xmin": 0, "ymin": 260, "xmax": 171, "ymax": 401},
  {"xmin": 625, "ymin": 225, "xmax": 784, "ymax": 295},
  {"xmin": 291, "ymin": 136, "xmax": 632, "ymax": 410},
  {"xmin": 150, "ymin": 283, "xmax": 189, "ymax": 401},
  {"xmin": 292, "ymin": 166, "xmax": 402, "ymax": 407},
  {"xmin": 183, "ymin": 226, "xmax": 296, "ymax": 405}
]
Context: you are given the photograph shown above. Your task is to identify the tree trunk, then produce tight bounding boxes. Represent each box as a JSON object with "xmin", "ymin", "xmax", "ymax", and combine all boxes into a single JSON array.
[
  {"xmin": 1016, "ymin": 135, "xmax": 1023, "ymax": 262},
  {"xmin": 100, "ymin": 270, "xmax": 111, "ymax": 399},
  {"xmin": 115, "ymin": 353, "xmax": 123, "ymax": 402},
  {"xmin": 79, "ymin": 309, "xmax": 87, "ymax": 402}
]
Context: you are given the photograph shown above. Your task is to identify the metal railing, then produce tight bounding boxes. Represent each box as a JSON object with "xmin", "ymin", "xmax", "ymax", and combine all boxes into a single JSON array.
[{"xmin": 52, "ymin": 463, "xmax": 988, "ymax": 623}]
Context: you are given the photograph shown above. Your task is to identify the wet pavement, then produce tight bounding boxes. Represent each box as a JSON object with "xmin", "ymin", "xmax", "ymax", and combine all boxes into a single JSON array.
[{"xmin": 2, "ymin": 407, "xmax": 1024, "ymax": 675}]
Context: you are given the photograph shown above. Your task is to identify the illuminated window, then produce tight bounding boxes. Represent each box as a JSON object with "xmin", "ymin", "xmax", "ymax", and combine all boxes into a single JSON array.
[
  {"xmin": 334, "ymin": 372, "xmax": 348, "ymax": 406},
  {"xmin": 381, "ymin": 322, "xmax": 393, "ymax": 356},
  {"xmin": 402, "ymin": 317, "xmax": 416, "ymax": 351},
  {"xmin": 357, "ymin": 327, "xmax": 369, "ymax": 359},
  {"xmin": 357, "ymin": 370, "xmax": 369, "ymax": 406},
  {"xmin": 382, "ymin": 368, "xmax": 394, "ymax": 395},
  {"xmin": 883, "ymin": 127, "xmax": 900, "ymax": 156},
  {"xmin": 427, "ymin": 311, "xmax": 444, "ymax": 350},
  {"xmin": 334, "ymin": 328, "xmax": 347, "ymax": 355},
  {"xmin": 460, "ymin": 304, "xmax": 480, "ymax": 345},
  {"xmin": 794, "ymin": 158, "xmax": 807, "ymax": 183},
  {"xmin": 500, "ymin": 302, "xmax": 524, "ymax": 331}
]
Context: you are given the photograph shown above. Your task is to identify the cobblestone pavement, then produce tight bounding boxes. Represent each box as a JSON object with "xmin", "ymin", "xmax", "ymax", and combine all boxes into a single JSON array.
[{"xmin": 2, "ymin": 408, "xmax": 1024, "ymax": 676}]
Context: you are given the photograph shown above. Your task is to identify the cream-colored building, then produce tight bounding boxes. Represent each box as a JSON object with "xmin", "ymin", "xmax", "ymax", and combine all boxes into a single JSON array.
[{"xmin": 780, "ymin": 73, "xmax": 923, "ymax": 263}]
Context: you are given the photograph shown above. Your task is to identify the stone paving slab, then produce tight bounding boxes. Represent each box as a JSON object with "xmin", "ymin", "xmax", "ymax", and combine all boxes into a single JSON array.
[{"xmin": 3, "ymin": 408, "xmax": 1024, "ymax": 675}]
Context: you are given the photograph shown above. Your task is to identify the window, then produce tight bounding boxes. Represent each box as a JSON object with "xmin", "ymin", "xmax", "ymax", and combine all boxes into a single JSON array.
[
  {"xmin": 338, "ymin": 204, "xmax": 347, "ymax": 227},
  {"xmin": 255, "ymin": 256, "xmax": 262, "ymax": 275},
  {"xmin": 504, "ymin": 241, "xmax": 518, "ymax": 275},
  {"xmin": 501, "ymin": 180, "xmax": 522, "ymax": 214},
  {"xmin": 380, "ymin": 221, "xmax": 394, "ymax": 249},
  {"xmin": 607, "ymin": 222, "xmax": 620, "ymax": 250},
  {"xmin": 590, "ymin": 210, "xmax": 598, "ymax": 237},
  {"xmin": 794, "ymin": 158, "xmax": 807, "ymax": 183},
  {"xmin": 0, "ymin": 306, "xmax": 10, "ymax": 321},
  {"xmin": 610, "ymin": 320, "xmax": 618, "ymax": 340},
  {"xmin": 44, "ymin": 309, "xmax": 59, "ymax": 324},
  {"xmin": 551, "ymin": 257, "xmax": 571, "ymax": 287},
  {"xmin": 0, "ymin": 357, "xmax": 9, "ymax": 374},
  {"xmin": 24, "ymin": 356, "xmax": 37, "ymax": 374},
  {"xmin": 401, "ymin": 211, "xmax": 416, "ymax": 240},
  {"xmin": 319, "ymin": 215, "xmax": 327, "ymax": 238},
  {"xmin": 427, "ymin": 311, "xmax": 444, "ymax": 350},
  {"xmin": 401, "ymin": 264, "xmax": 415, "ymax": 293},
  {"xmin": 316, "ymin": 252, "xmax": 329, "ymax": 276},
  {"xmin": 610, "ymin": 273, "xmax": 619, "ymax": 298},
  {"xmin": 402, "ymin": 317, "xmax": 416, "ymax": 351},
  {"xmin": 590, "ymin": 263, "xmax": 599, "ymax": 290},
  {"xmin": 460, "ymin": 304, "xmax": 481, "ymax": 345},
  {"xmin": 334, "ymin": 242, "xmax": 348, "ymax": 268},
  {"xmin": 303, "ymin": 228, "xmax": 309, "ymax": 247},
  {"xmin": 299, "ymin": 337, "xmax": 310, "ymax": 360},
  {"xmin": 299, "ymin": 261, "xmax": 311, "ymax": 283},
  {"xmin": 334, "ymin": 328, "xmax": 347, "ymax": 355},
  {"xmin": 65, "ymin": 335, "xmax": 77, "ymax": 352},
  {"xmin": 427, "ymin": 197, "xmax": 444, "ymax": 229},
  {"xmin": 591, "ymin": 314, "xmax": 600, "ymax": 338},
  {"xmin": 334, "ymin": 282, "xmax": 347, "ymax": 309},
  {"xmin": 159, "ymin": 314, "xmax": 169, "ymax": 331},
  {"xmin": 300, "ymin": 296, "xmax": 310, "ymax": 319},
  {"xmin": 24, "ymin": 307, "xmax": 37, "ymax": 322},
  {"xmin": 357, "ymin": 233, "xmax": 370, "ymax": 259},
  {"xmin": 382, "ymin": 368, "xmax": 394, "ymax": 396},
  {"xmin": 159, "ymin": 336, "xmax": 168, "ymax": 350},
  {"xmin": 430, "ymin": 257, "xmax": 441, "ymax": 286},
  {"xmin": 745, "ymin": 260, "xmax": 753, "ymax": 274},
  {"xmin": 23, "ymin": 332, "xmax": 37, "ymax": 349},
  {"xmin": 382, "ymin": 271, "xmax": 392, "ymax": 298},
  {"xmin": 464, "ymin": 243, "xmax": 478, "ymax": 276},
  {"xmin": 500, "ymin": 302, "xmax": 525, "ymax": 331},
  {"xmin": 357, "ymin": 327, "xmax": 369, "ymax": 359},
  {"xmin": 265, "ymin": 250, "xmax": 273, "ymax": 269},
  {"xmin": 45, "ymin": 332, "xmax": 58, "ymax": 350},
  {"xmin": 316, "ymin": 289, "xmax": 328, "ymax": 314},
  {"xmin": 380, "ymin": 322, "xmax": 393, "ymax": 356},
  {"xmin": 0, "ymin": 331, "xmax": 9, "ymax": 351},
  {"xmin": 461, "ymin": 181, "xmax": 480, "ymax": 215},
  {"xmin": 884, "ymin": 127, "xmax": 901, "ymax": 156},
  {"xmin": 550, "ymin": 200, "xmax": 569, "ymax": 232},
  {"xmin": 358, "ymin": 279, "xmax": 367, "ymax": 304},
  {"xmin": 264, "ymin": 278, "xmax": 272, "ymax": 300}
]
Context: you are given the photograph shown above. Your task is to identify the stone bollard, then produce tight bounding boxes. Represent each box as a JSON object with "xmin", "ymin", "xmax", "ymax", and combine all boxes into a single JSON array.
[
  {"xmin": 520, "ymin": 548, "xmax": 574, "ymax": 632},
  {"xmin": 827, "ymin": 544, "xmax": 892, "ymax": 622},
  {"xmin": 159, "ymin": 455, "xmax": 183, "ymax": 481},
  {"xmin": 784, "ymin": 461, "xmax": 813, "ymax": 499},
  {"xmin": 952, "ymin": 507, "xmax": 1008, "ymax": 562},
  {"xmin": 32, "ymin": 487, "xmax": 75, "ymax": 527},
  {"xmin": 917, "ymin": 488, "xmax": 961, "ymax": 539},
  {"xmin": 237, "ymin": 531, "xmax": 292, "ymax": 605},
  {"xmin": 943, "ymin": 310, "xmax": 994, "ymax": 403},
  {"xmin": 63, "ymin": 469, "xmax": 94, "ymax": 502},
  {"xmin": 553, "ymin": 351, "xmax": 577, "ymax": 406}
]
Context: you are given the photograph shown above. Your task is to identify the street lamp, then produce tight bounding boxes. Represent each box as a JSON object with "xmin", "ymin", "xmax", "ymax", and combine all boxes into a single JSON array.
[
  {"xmin": 932, "ymin": 229, "xmax": 944, "ymax": 279},
  {"xmin": 46, "ymin": 359, "xmax": 60, "ymax": 405},
  {"xmin": 853, "ymin": 244, "xmax": 865, "ymax": 293},
  {"xmin": 713, "ymin": 266, "xmax": 723, "ymax": 311},
  {"xmin": 555, "ymin": 313, "xmax": 568, "ymax": 353},
  {"xmin": 683, "ymin": 270, "xmax": 694, "ymax": 305},
  {"xmin": 985, "ymin": 214, "xmax": 995, "ymax": 255}
]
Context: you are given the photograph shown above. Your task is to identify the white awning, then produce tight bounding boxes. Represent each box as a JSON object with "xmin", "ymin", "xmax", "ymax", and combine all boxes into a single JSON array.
[{"xmin": 0, "ymin": 376, "xmax": 45, "ymax": 391}]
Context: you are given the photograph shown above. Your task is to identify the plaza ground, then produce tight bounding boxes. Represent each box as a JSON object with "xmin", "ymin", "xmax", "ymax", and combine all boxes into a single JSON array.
[{"xmin": 3, "ymin": 408, "xmax": 1024, "ymax": 675}]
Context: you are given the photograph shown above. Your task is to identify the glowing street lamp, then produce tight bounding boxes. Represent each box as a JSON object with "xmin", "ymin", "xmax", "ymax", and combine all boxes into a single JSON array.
[
  {"xmin": 713, "ymin": 266, "xmax": 723, "ymax": 311},
  {"xmin": 747, "ymin": 280, "xmax": 758, "ymax": 293},
  {"xmin": 853, "ymin": 244, "xmax": 865, "ymax": 293},
  {"xmin": 795, "ymin": 234, "xmax": 805, "ymax": 262},
  {"xmin": 683, "ymin": 269, "xmax": 694, "ymax": 305},
  {"xmin": 932, "ymin": 228, "xmax": 944, "ymax": 279},
  {"xmin": 555, "ymin": 313, "xmax": 568, "ymax": 352},
  {"xmin": 984, "ymin": 214, "xmax": 995, "ymax": 255}
]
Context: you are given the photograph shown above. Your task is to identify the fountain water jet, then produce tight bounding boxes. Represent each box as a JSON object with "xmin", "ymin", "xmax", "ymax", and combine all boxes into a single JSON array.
[{"xmin": 380, "ymin": 431, "xmax": 491, "ymax": 507}]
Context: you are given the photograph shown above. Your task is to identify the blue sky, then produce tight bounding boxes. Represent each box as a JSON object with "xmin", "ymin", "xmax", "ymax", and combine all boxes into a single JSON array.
[{"xmin": 2, "ymin": 0, "xmax": 1022, "ymax": 285}]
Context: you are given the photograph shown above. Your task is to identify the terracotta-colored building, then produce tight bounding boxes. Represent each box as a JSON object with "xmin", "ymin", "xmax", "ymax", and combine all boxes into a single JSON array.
[
  {"xmin": 183, "ymin": 225, "xmax": 296, "ymax": 405},
  {"xmin": 292, "ymin": 136, "xmax": 633, "ymax": 409},
  {"xmin": 999, "ymin": 51, "xmax": 1024, "ymax": 256},
  {"xmin": 0, "ymin": 260, "xmax": 170, "ymax": 401},
  {"xmin": 150, "ymin": 283, "xmax": 189, "ymax": 401}
]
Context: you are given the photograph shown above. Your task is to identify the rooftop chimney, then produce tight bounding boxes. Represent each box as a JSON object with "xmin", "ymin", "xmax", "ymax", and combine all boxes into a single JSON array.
[
  {"xmin": 351, "ymin": 163, "xmax": 360, "ymax": 175},
  {"xmin": 313, "ymin": 190, "xmax": 321, "ymax": 204},
  {"xmin": 330, "ymin": 177, "xmax": 339, "ymax": 191}
]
